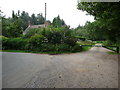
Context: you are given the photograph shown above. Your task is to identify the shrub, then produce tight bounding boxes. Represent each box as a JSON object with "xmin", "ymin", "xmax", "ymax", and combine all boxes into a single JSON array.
[
  {"xmin": 23, "ymin": 28, "xmax": 38, "ymax": 38},
  {"xmin": 55, "ymin": 44, "xmax": 71, "ymax": 52},
  {"xmin": 1, "ymin": 36, "xmax": 29, "ymax": 50},
  {"xmin": 63, "ymin": 36, "xmax": 77, "ymax": 46},
  {"xmin": 43, "ymin": 28, "xmax": 62, "ymax": 44},
  {"xmin": 0, "ymin": 36, "xmax": 9, "ymax": 50},
  {"xmin": 39, "ymin": 44, "xmax": 82, "ymax": 53},
  {"xmin": 39, "ymin": 44, "xmax": 56, "ymax": 52},
  {"xmin": 1, "ymin": 25, "xmax": 83, "ymax": 54},
  {"xmin": 29, "ymin": 34, "xmax": 46, "ymax": 50},
  {"xmin": 50, "ymin": 31, "xmax": 62, "ymax": 44},
  {"xmin": 72, "ymin": 44, "xmax": 82, "ymax": 52},
  {"xmin": 103, "ymin": 40, "xmax": 112, "ymax": 46}
]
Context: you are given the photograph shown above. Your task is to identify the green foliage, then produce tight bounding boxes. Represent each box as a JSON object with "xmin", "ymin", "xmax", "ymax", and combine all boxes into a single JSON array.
[
  {"xmin": 63, "ymin": 36, "xmax": 77, "ymax": 46},
  {"xmin": 1, "ymin": 10, "xmax": 85, "ymax": 54},
  {"xmin": 102, "ymin": 40, "xmax": 113, "ymax": 46},
  {"xmin": 74, "ymin": 21, "xmax": 106, "ymax": 41},
  {"xmin": 43, "ymin": 27, "xmax": 63, "ymax": 44},
  {"xmin": 107, "ymin": 51, "xmax": 118, "ymax": 54},
  {"xmin": 1, "ymin": 50, "xmax": 31, "ymax": 53},
  {"xmin": 20, "ymin": 11, "xmax": 30, "ymax": 30},
  {"xmin": 1, "ymin": 36, "xmax": 29, "ymax": 50},
  {"xmin": 24, "ymin": 28, "xmax": 38, "ymax": 38},
  {"xmin": 52, "ymin": 15, "xmax": 66, "ymax": 27},
  {"xmin": 82, "ymin": 47, "xmax": 91, "ymax": 51},
  {"xmin": 32, "ymin": 43, "xmax": 82, "ymax": 54},
  {"xmin": 2, "ymin": 10, "xmax": 46, "ymax": 37},
  {"xmin": 77, "ymin": 41, "xmax": 95, "ymax": 45},
  {"xmin": 72, "ymin": 44, "xmax": 82, "ymax": 52},
  {"xmin": 39, "ymin": 44, "xmax": 56, "ymax": 52},
  {"xmin": 0, "ymin": 36, "xmax": 8, "ymax": 50},
  {"xmin": 29, "ymin": 13, "xmax": 45, "ymax": 25},
  {"xmin": 77, "ymin": 2, "xmax": 120, "ymax": 44},
  {"xmin": 24, "ymin": 26, "xmax": 77, "ymax": 46},
  {"xmin": 2, "ymin": 17, "xmax": 23, "ymax": 38},
  {"xmin": 29, "ymin": 34, "xmax": 46, "ymax": 50},
  {"xmin": 1, "ymin": 25, "xmax": 83, "ymax": 54},
  {"xmin": 20, "ymin": 11, "xmax": 45, "ymax": 30},
  {"xmin": 50, "ymin": 31, "xmax": 62, "ymax": 44},
  {"xmin": 55, "ymin": 44, "xmax": 71, "ymax": 52}
]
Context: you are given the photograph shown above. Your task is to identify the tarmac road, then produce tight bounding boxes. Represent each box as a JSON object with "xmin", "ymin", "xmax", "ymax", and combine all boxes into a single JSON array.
[{"xmin": 2, "ymin": 46, "xmax": 118, "ymax": 88}]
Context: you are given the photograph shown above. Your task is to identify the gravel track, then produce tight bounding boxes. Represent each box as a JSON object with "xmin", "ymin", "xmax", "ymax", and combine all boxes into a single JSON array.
[{"xmin": 2, "ymin": 46, "xmax": 118, "ymax": 88}]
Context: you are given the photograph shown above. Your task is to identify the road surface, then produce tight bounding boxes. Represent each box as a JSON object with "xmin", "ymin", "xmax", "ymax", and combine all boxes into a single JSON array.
[{"xmin": 2, "ymin": 46, "xmax": 118, "ymax": 88}]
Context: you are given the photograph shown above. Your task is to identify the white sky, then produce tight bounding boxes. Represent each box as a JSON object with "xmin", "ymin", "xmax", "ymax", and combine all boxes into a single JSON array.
[{"xmin": 0, "ymin": 0, "xmax": 95, "ymax": 28}]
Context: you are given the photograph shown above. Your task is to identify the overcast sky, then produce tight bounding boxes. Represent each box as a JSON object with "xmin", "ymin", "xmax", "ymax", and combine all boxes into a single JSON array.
[{"xmin": 0, "ymin": 0, "xmax": 95, "ymax": 28}]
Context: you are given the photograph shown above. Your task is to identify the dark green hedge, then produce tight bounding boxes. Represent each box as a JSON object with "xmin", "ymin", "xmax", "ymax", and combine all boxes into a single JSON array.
[
  {"xmin": 1, "ymin": 35, "xmax": 82, "ymax": 54},
  {"xmin": 1, "ymin": 36, "xmax": 29, "ymax": 50}
]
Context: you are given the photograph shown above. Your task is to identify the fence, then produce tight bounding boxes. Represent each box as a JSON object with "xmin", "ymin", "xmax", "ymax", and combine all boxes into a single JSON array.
[{"xmin": 80, "ymin": 45, "xmax": 119, "ymax": 53}]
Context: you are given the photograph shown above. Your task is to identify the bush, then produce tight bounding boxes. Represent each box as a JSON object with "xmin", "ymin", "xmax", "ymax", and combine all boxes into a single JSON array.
[
  {"xmin": 63, "ymin": 37, "xmax": 77, "ymax": 46},
  {"xmin": 1, "ymin": 36, "xmax": 83, "ymax": 54},
  {"xmin": 43, "ymin": 28, "xmax": 63, "ymax": 44},
  {"xmin": 55, "ymin": 44, "xmax": 71, "ymax": 52},
  {"xmin": 0, "ymin": 36, "xmax": 8, "ymax": 50},
  {"xmin": 50, "ymin": 31, "xmax": 62, "ymax": 44},
  {"xmin": 35, "ymin": 44, "xmax": 71, "ymax": 52},
  {"xmin": 29, "ymin": 34, "xmax": 46, "ymax": 50},
  {"xmin": 39, "ymin": 44, "xmax": 56, "ymax": 52},
  {"xmin": 1, "ymin": 36, "xmax": 29, "ymax": 50},
  {"xmin": 37, "ymin": 44, "xmax": 82, "ymax": 53},
  {"xmin": 1, "ymin": 25, "xmax": 84, "ymax": 54},
  {"xmin": 72, "ymin": 44, "xmax": 82, "ymax": 52},
  {"xmin": 103, "ymin": 40, "xmax": 112, "ymax": 46}
]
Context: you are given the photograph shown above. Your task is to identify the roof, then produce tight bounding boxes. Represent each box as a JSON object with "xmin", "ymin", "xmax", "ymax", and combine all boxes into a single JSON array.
[{"xmin": 23, "ymin": 24, "xmax": 45, "ymax": 35}]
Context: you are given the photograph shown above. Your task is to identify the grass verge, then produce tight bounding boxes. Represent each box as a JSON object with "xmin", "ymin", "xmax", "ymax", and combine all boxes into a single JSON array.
[
  {"xmin": 1, "ymin": 50, "xmax": 81, "ymax": 55},
  {"xmin": 107, "ymin": 51, "xmax": 118, "ymax": 54},
  {"xmin": 82, "ymin": 47, "xmax": 91, "ymax": 51},
  {"xmin": 77, "ymin": 41, "xmax": 95, "ymax": 45},
  {"xmin": 77, "ymin": 41, "xmax": 95, "ymax": 52},
  {"xmin": 0, "ymin": 50, "xmax": 31, "ymax": 53}
]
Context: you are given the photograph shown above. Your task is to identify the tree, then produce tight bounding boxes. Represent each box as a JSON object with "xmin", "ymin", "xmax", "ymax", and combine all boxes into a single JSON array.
[
  {"xmin": 52, "ymin": 15, "xmax": 66, "ymax": 27},
  {"xmin": 12, "ymin": 10, "xmax": 15, "ymax": 19},
  {"xmin": 77, "ymin": 2, "xmax": 120, "ymax": 43},
  {"xmin": 20, "ymin": 11, "xmax": 30, "ymax": 30},
  {"xmin": 36, "ymin": 13, "xmax": 45, "ymax": 24},
  {"xmin": 2, "ymin": 12, "xmax": 23, "ymax": 37},
  {"xmin": 30, "ymin": 13, "xmax": 37, "ymax": 25}
]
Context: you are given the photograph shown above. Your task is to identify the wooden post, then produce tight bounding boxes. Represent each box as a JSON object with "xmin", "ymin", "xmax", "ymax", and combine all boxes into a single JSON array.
[{"xmin": 117, "ymin": 47, "xmax": 119, "ymax": 53}]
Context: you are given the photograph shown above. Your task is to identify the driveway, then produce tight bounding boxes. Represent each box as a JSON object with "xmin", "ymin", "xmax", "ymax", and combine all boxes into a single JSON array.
[{"xmin": 2, "ymin": 46, "xmax": 118, "ymax": 88}]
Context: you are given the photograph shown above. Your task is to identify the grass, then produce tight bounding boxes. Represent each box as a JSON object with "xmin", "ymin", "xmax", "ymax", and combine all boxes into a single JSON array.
[
  {"xmin": 82, "ymin": 47, "xmax": 91, "ymax": 51},
  {"xmin": 77, "ymin": 41, "xmax": 95, "ymax": 45},
  {"xmin": 103, "ymin": 46, "xmax": 118, "ymax": 53},
  {"xmin": 94, "ymin": 41, "xmax": 105, "ymax": 44},
  {"xmin": 107, "ymin": 47, "xmax": 116, "ymax": 51},
  {"xmin": 77, "ymin": 41, "xmax": 95, "ymax": 52},
  {"xmin": 107, "ymin": 51, "xmax": 118, "ymax": 54},
  {"xmin": 0, "ymin": 50, "xmax": 31, "ymax": 53}
]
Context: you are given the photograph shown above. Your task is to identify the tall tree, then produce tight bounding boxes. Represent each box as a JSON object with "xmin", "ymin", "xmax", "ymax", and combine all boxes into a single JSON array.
[
  {"xmin": 52, "ymin": 15, "xmax": 66, "ymax": 27},
  {"xmin": 30, "ymin": 13, "xmax": 37, "ymax": 25},
  {"xmin": 77, "ymin": 2, "xmax": 120, "ymax": 43},
  {"xmin": 36, "ymin": 13, "xmax": 45, "ymax": 24},
  {"xmin": 20, "ymin": 11, "xmax": 30, "ymax": 30},
  {"xmin": 2, "ymin": 11, "xmax": 23, "ymax": 37}
]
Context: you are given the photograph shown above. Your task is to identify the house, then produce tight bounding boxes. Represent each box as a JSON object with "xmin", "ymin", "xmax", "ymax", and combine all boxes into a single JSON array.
[{"xmin": 23, "ymin": 21, "xmax": 50, "ymax": 35}]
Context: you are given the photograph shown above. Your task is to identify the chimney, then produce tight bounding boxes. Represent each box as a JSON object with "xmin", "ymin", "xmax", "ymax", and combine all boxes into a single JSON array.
[
  {"xmin": 28, "ymin": 20, "xmax": 32, "ymax": 27},
  {"xmin": 45, "ymin": 3, "xmax": 47, "ymax": 27}
]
